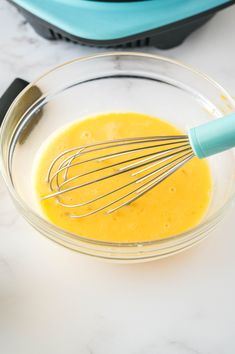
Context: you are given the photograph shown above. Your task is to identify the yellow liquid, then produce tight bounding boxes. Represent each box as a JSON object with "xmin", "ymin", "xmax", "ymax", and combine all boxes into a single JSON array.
[{"xmin": 34, "ymin": 112, "xmax": 212, "ymax": 243}]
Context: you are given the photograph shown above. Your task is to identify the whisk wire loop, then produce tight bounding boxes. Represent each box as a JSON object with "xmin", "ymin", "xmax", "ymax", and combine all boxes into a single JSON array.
[{"xmin": 42, "ymin": 135, "xmax": 194, "ymax": 217}]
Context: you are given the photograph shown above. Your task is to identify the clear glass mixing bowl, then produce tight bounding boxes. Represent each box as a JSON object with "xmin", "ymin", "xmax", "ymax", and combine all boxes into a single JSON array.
[{"xmin": 1, "ymin": 52, "xmax": 235, "ymax": 261}]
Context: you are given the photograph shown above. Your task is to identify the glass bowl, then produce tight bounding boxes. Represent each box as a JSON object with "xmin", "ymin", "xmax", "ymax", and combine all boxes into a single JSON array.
[{"xmin": 1, "ymin": 52, "xmax": 235, "ymax": 262}]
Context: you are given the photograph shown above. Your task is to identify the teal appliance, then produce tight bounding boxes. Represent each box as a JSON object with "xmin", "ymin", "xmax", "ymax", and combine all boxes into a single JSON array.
[{"xmin": 7, "ymin": 0, "xmax": 235, "ymax": 48}]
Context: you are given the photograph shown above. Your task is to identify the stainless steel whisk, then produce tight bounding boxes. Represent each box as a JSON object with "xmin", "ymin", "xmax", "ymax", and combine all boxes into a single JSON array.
[{"xmin": 42, "ymin": 113, "xmax": 235, "ymax": 217}]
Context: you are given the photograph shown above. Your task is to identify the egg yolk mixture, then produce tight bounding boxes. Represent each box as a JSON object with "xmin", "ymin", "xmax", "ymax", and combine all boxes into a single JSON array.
[{"xmin": 34, "ymin": 112, "xmax": 212, "ymax": 243}]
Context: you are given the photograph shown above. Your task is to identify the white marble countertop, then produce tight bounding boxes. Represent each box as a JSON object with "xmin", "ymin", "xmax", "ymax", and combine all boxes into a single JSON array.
[{"xmin": 1, "ymin": 2, "xmax": 235, "ymax": 354}]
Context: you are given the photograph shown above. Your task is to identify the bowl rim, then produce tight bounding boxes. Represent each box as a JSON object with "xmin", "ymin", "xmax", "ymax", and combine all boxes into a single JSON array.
[{"xmin": 1, "ymin": 51, "xmax": 235, "ymax": 251}]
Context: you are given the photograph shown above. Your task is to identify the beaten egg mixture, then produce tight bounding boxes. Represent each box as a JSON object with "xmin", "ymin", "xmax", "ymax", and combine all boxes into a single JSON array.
[{"xmin": 34, "ymin": 112, "xmax": 211, "ymax": 243}]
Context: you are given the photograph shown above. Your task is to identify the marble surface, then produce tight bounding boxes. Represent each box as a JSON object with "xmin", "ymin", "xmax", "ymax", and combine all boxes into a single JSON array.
[{"xmin": 1, "ymin": 1, "xmax": 235, "ymax": 353}]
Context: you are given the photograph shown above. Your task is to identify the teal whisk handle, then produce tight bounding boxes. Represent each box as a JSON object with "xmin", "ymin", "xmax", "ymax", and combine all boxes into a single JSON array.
[{"xmin": 188, "ymin": 112, "xmax": 235, "ymax": 159}]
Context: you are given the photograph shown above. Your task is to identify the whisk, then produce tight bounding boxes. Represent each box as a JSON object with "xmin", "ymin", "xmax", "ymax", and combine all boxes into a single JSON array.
[{"xmin": 42, "ymin": 113, "xmax": 235, "ymax": 217}]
